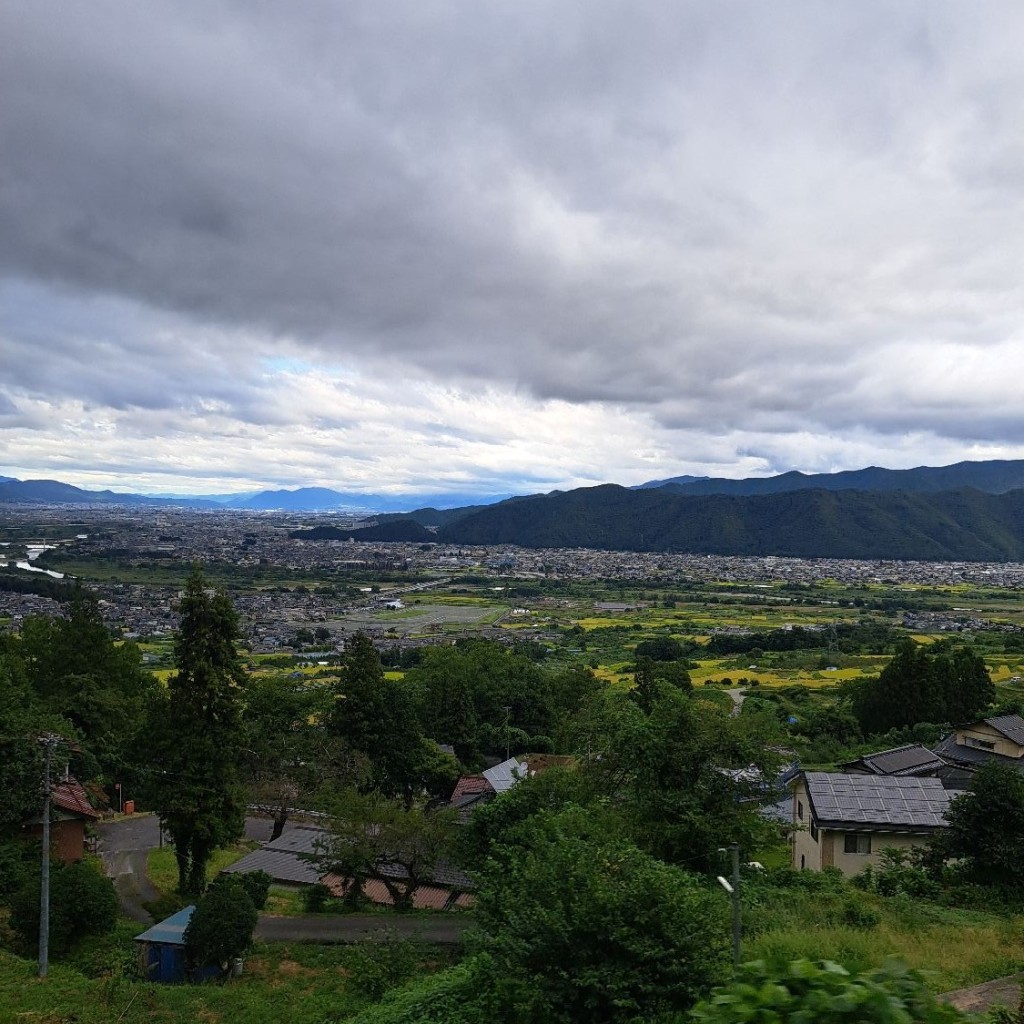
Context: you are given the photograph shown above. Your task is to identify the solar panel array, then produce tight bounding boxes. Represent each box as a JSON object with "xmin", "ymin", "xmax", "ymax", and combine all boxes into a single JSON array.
[
  {"xmin": 863, "ymin": 743, "xmax": 945, "ymax": 776},
  {"xmin": 804, "ymin": 772, "xmax": 951, "ymax": 828}
]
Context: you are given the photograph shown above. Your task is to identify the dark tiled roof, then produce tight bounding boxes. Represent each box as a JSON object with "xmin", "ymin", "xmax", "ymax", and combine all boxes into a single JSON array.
[
  {"xmin": 848, "ymin": 743, "xmax": 946, "ymax": 777},
  {"xmin": 804, "ymin": 771, "xmax": 951, "ymax": 830},
  {"xmin": 932, "ymin": 734, "xmax": 1024, "ymax": 772},
  {"xmin": 984, "ymin": 715, "xmax": 1024, "ymax": 746},
  {"xmin": 224, "ymin": 824, "xmax": 474, "ymax": 890}
]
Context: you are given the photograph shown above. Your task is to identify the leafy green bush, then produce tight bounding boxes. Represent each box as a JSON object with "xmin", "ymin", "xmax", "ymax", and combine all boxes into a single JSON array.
[
  {"xmin": 232, "ymin": 869, "xmax": 272, "ymax": 910},
  {"xmin": 349, "ymin": 959, "xmax": 492, "ymax": 1024},
  {"xmin": 343, "ymin": 937, "xmax": 424, "ymax": 1001},
  {"xmin": 8, "ymin": 859, "xmax": 118, "ymax": 958},
  {"xmin": 183, "ymin": 875, "xmax": 257, "ymax": 975},
  {"xmin": 303, "ymin": 882, "xmax": 332, "ymax": 913},
  {"xmin": 692, "ymin": 959, "xmax": 966, "ymax": 1024},
  {"xmin": 853, "ymin": 848, "xmax": 939, "ymax": 900},
  {"xmin": 473, "ymin": 806, "xmax": 730, "ymax": 1022}
]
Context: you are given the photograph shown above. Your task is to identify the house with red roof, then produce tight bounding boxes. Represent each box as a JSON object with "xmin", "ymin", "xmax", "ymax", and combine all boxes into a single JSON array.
[{"xmin": 25, "ymin": 773, "xmax": 103, "ymax": 864}]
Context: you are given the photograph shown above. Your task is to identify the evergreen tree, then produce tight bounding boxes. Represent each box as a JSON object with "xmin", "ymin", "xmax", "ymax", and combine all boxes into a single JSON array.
[
  {"xmin": 851, "ymin": 641, "xmax": 993, "ymax": 735},
  {"xmin": 144, "ymin": 567, "xmax": 246, "ymax": 893},
  {"xmin": 19, "ymin": 587, "xmax": 156, "ymax": 783},
  {"xmin": 328, "ymin": 633, "xmax": 452, "ymax": 804},
  {"xmin": 935, "ymin": 761, "xmax": 1024, "ymax": 888}
]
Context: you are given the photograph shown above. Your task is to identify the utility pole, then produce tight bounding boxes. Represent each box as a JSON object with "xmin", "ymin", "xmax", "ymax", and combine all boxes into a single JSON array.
[
  {"xmin": 37, "ymin": 733, "xmax": 62, "ymax": 980},
  {"xmin": 716, "ymin": 843, "xmax": 742, "ymax": 970}
]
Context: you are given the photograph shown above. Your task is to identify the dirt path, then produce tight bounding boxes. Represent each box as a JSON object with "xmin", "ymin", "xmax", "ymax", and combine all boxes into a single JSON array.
[{"xmin": 940, "ymin": 974, "xmax": 1022, "ymax": 1015}]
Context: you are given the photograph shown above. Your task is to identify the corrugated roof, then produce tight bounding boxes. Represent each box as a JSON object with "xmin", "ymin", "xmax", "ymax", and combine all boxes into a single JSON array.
[
  {"xmin": 134, "ymin": 905, "xmax": 195, "ymax": 945},
  {"xmin": 482, "ymin": 757, "xmax": 528, "ymax": 793},
  {"xmin": 222, "ymin": 825, "xmax": 326, "ymax": 885},
  {"xmin": 804, "ymin": 771, "xmax": 952, "ymax": 829},
  {"xmin": 985, "ymin": 715, "xmax": 1024, "ymax": 746}
]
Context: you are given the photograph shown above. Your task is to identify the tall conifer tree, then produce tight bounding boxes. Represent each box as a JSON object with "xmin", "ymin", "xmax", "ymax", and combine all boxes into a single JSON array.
[{"xmin": 146, "ymin": 567, "xmax": 246, "ymax": 893}]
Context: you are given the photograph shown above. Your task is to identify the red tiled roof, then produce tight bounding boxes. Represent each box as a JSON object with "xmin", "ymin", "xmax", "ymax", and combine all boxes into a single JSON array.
[
  {"xmin": 450, "ymin": 775, "xmax": 493, "ymax": 801},
  {"xmin": 51, "ymin": 777, "xmax": 101, "ymax": 820},
  {"xmin": 322, "ymin": 874, "xmax": 472, "ymax": 909}
]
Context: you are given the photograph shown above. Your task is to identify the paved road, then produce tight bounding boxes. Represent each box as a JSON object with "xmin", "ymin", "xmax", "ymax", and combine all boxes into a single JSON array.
[
  {"xmin": 96, "ymin": 813, "xmax": 298, "ymax": 925},
  {"xmin": 255, "ymin": 913, "xmax": 472, "ymax": 945},
  {"xmin": 941, "ymin": 974, "xmax": 1023, "ymax": 1014},
  {"xmin": 96, "ymin": 814, "xmax": 161, "ymax": 924}
]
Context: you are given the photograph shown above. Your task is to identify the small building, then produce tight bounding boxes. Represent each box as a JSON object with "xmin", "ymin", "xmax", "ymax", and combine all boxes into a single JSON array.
[
  {"xmin": 26, "ymin": 774, "xmax": 102, "ymax": 864},
  {"xmin": 134, "ymin": 906, "xmax": 218, "ymax": 983},
  {"xmin": 791, "ymin": 771, "xmax": 952, "ymax": 876}
]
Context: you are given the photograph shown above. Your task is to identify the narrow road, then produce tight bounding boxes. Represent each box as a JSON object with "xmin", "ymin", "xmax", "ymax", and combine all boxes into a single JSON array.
[
  {"xmin": 96, "ymin": 814, "xmax": 161, "ymax": 924},
  {"xmin": 255, "ymin": 913, "xmax": 472, "ymax": 945}
]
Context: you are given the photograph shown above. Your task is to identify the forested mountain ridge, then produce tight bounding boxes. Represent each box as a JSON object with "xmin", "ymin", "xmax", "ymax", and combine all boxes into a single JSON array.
[
  {"xmin": 437, "ymin": 485, "xmax": 1024, "ymax": 560},
  {"xmin": 641, "ymin": 458, "xmax": 1024, "ymax": 496}
]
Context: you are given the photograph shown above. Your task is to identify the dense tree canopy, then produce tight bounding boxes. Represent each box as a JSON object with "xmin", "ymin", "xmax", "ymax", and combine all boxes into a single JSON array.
[
  {"xmin": 18, "ymin": 588, "xmax": 156, "ymax": 783},
  {"xmin": 589, "ymin": 685, "xmax": 785, "ymax": 871},
  {"xmin": 328, "ymin": 633, "xmax": 457, "ymax": 804},
  {"xmin": 851, "ymin": 641, "xmax": 993, "ymax": 734}
]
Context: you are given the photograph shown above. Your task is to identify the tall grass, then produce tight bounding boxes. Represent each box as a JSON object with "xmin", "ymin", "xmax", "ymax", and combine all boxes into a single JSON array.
[{"xmin": 744, "ymin": 877, "xmax": 1024, "ymax": 991}]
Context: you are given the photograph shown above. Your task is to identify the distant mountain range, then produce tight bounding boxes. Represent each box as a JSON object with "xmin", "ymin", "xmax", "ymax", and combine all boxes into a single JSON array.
[
  {"xmin": 8, "ymin": 459, "xmax": 1024, "ymax": 560},
  {"xmin": 0, "ymin": 478, "xmax": 512, "ymax": 514},
  {"xmin": 637, "ymin": 459, "xmax": 1024, "ymax": 496},
  {"xmin": 432, "ymin": 484, "xmax": 1024, "ymax": 561}
]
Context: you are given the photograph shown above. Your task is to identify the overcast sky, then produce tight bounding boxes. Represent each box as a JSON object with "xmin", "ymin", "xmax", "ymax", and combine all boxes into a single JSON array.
[{"xmin": 3, "ymin": 2, "xmax": 1024, "ymax": 497}]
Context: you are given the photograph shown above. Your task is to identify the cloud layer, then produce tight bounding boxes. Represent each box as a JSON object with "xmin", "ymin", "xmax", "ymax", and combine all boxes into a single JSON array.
[{"xmin": 3, "ymin": 2, "xmax": 1024, "ymax": 495}]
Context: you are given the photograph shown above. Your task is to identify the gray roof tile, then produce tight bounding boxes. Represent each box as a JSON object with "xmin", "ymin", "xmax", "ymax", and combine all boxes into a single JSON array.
[{"xmin": 985, "ymin": 715, "xmax": 1024, "ymax": 746}]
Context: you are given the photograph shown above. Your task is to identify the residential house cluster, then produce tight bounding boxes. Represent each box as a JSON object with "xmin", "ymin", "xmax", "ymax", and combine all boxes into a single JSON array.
[{"xmin": 790, "ymin": 713, "xmax": 1024, "ymax": 876}]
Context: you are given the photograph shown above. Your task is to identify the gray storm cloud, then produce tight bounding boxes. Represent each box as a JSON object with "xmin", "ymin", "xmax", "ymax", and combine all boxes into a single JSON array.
[{"xmin": 3, "ymin": 0, "xmax": 1024, "ymax": 488}]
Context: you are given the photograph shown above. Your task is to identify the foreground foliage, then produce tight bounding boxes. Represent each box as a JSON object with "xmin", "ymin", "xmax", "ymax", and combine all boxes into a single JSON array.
[
  {"xmin": 8, "ymin": 858, "xmax": 118, "ymax": 958},
  {"xmin": 693, "ymin": 959, "xmax": 965, "ymax": 1024}
]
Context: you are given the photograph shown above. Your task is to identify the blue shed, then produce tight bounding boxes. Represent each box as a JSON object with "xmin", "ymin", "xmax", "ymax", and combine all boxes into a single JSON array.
[{"xmin": 134, "ymin": 906, "xmax": 219, "ymax": 983}]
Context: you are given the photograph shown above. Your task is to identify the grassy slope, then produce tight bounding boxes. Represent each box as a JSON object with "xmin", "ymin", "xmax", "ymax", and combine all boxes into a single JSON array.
[{"xmin": 0, "ymin": 942, "xmax": 363, "ymax": 1024}]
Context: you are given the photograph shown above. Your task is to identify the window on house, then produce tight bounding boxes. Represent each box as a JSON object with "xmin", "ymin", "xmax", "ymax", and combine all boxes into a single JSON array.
[
  {"xmin": 965, "ymin": 736, "xmax": 996, "ymax": 750},
  {"xmin": 810, "ymin": 821, "xmax": 818, "ymax": 842},
  {"xmin": 843, "ymin": 833, "xmax": 871, "ymax": 855},
  {"xmin": 797, "ymin": 800, "xmax": 804, "ymax": 821}
]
